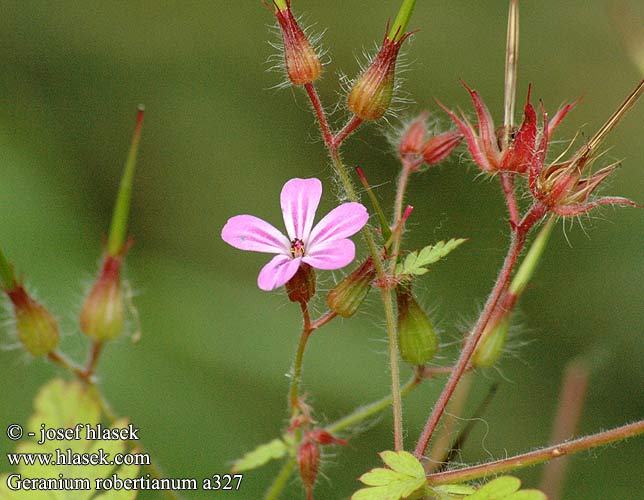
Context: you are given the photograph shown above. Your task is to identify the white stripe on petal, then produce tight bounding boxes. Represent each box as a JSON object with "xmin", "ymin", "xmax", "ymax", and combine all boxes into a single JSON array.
[
  {"xmin": 280, "ymin": 178, "xmax": 322, "ymax": 241},
  {"xmin": 307, "ymin": 202, "xmax": 368, "ymax": 248}
]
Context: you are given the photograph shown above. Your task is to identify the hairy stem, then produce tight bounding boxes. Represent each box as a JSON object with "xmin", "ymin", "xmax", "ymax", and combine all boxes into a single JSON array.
[
  {"xmin": 414, "ymin": 202, "xmax": 546, "ymax": 458},
  {"xmin": 427, "ymin": 419, "xmax": 644, "ymax": 485},
  {"xmin": 333, "ymin": 116, "xmax": 363, "ymax": 149},
  {"xmin": 304, "ymin": 83, "xmax": 333, "ymax": 148},
  {"xmin": 500, "ymin": 173, "xmax": 519, "ymax": 228},
  {"xmin": 390, "ymin": 165, "xmax": 412, "ymax": 261},
  {"xmin": 289, "ymin": 303, "xmax": 312, "ymax": 414},
  {"xmin": 264, "ymin": 458, "xmax": 297, "ymax": 500},
  {"xmin": 304, "ymin": 81, "xmax": 405, "ymax": 451}
]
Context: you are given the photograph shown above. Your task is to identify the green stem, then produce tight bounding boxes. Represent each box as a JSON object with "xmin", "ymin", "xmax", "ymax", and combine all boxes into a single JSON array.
[
  {"xmin": 327, "ymin": 374, "xmax": 421, "ymax": 434},
  {"xmin": 0, "ymin": 247, "xmax": 17, "ymax": 289},
  {"xmin": 304, "ymin": 81, "xmax": 404, "ymax": 451},
  {"xmin": 264, "ymin": 458, "xmax": 297, "ymax": 500},
  {"xmin": 388, "ymin": 0, "xmax": 416, "ymax": 42},
  {"xmin": 289, "ymin": 304, "xmax": 311, "ymax": 414},
  {"xmin": 390, "ymin": 165, "xmax": 411, "ymax": 263},
  {"xmin": 427, "ymin": 419, "xmax": 644, "ymax": 485},
  {"xmin": 265, "ymin": 371, "xmax": 434, "ymax": 500},
  {"xmin": 332, "ymin": 150, "xmax": 404, "ymax": 451},
  {"xmin": 107, "ymin": 106, "xmax": 144, "ymax": 256}
]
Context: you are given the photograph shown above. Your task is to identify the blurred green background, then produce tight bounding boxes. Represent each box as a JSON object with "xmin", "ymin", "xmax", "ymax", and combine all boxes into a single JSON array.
[{"xmin": 1, "ymin": 1, "xmax": 643, "ymax": 499}]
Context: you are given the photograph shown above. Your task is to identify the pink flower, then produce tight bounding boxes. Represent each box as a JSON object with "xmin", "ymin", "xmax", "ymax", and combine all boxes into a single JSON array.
[{"xmin": 221, "ymin": 178, "xmax": 369, "ymax": 291}]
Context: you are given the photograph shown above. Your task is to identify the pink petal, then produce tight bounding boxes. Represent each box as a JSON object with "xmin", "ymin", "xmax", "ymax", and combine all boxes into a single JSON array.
[
  {"xmin": 307, "ymin": 202, "xmax": 368, "ymax": 248},
  {"xmin": 222, "ymin": 215, "xmax": 290, "ymax": 254},
  {"xmin": 280, "ymin": 178, "xmax": 322, "ymax": 241},
  {"xmin": 257, "ymin": 255, "xmax": 302, "ymax": 291},
  {"xmin": 303, "ymin": 239, "xmax": 356, "ymax": 270}
]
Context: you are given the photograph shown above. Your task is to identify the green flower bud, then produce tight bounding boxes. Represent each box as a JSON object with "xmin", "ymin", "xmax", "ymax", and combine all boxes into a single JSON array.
[
  {"xmin": 80, "ymin": 255, "xmax": 125, "ymax": 342},
  {"xmin": 396, "ymin": 284, "xmax": 438, "ymax": 365},
  {"xmin": 326, "ymin": 258, "xmax": 375, "ymax": 317},
  {"xmin": 7, "ymin": 286, "xmax": 60, "ymax": 356},
  {"xmin": 472, "ymin": 310, "xmax": 511, "ymax": 368}
]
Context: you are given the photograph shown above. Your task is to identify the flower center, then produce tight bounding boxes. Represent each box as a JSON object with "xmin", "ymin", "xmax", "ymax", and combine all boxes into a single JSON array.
[{"xmin": 290, "ymin": 238, "xmax": 305, "ymax": 258}]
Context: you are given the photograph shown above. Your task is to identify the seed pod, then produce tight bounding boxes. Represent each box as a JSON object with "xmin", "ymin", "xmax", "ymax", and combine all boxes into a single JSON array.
[
  {"xmin": 472, "ymin": 308, "xmax": 511, "ymax": 368},
  {"xmin": 396, "ymin": 284, "xmax": 438, "ymax": 365},
  {"xmin": 326, "ymin": 258, "xmax": 375, "ymax": 317}
]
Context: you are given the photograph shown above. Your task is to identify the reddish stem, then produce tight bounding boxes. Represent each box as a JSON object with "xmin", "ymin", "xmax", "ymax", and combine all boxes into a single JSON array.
[
  {"xmin": 414, "ymin": 202, "xmax": 546, "ymax": 458},
  {"xmin": 500, "ymin": 172, "xmax": 520, "ymax": 228},
  {"xmin": 83, "ymin": 341, "xmax": 105, "ymax": 379},
  {"xmin": 427, "ymin": 419, "xmax": 644, "ymax": 485},
  {"xmin": 333, "ymin": 115, "xmax": 363, "ymax": 149},
  {"xmin": 310, "ymin": 310, "xmax": 337, "ymax": 331},
  {"xmin": 304, "ymin": 83, "xmax": 333, "ymax": 148}
]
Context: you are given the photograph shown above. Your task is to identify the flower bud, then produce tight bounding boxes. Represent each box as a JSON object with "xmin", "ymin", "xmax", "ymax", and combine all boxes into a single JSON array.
[
  {"xmin": 309, "ymin": 429, "xmax": 348, "ymax": 446},
  {"xmin": 396, "ymin": 284, "xmax": 438, "ymax": 365},
  {"xmin": 472, "ymin": 308, "xmax": 511, "ymax": 368},
  {"xmin": 272, "ymin": 1, "xmax": 322, "ymax": 86},
  {"xmin": 297, "ymin": 439, "xmax": 320, "ymax": 498},
  {"xmin": 6, "ymin": 286, "xmax": 60, "ymax": 356},
  {"xmin": 347, "ymin": 29, "xmax": 411, "ymax": 121},
  {"xmin": 421, "ymin": 129, "xmax": 463, "ymax": 166},
  {"xmin": 80, "ymin": 255, "xmax": 125, "ymax": 342},
  {"xmin": 326, "ymin": 258, "xmax": 375, "ymax": 317},
  {"xmin": 286, "ymin": 263, "xmax": 316, "ymax": 304},
  {"xmin": 399, "ymin": 113, "xmax": 428, "ymax": 159}
]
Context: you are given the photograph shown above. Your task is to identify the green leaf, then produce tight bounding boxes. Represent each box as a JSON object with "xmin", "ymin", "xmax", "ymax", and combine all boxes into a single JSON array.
[
  {"xmin": 0, "ymin": 379, "xmax": 139, "ymax": 500},
  {"xmin": 504, "ymin": 491, "xmax": 547, "ymax": 500},
  {"xmin": 352, "ymin": 451, "xmax": 427, "ymax": 500},
  {"xmin": 466, "ymin": 476, "xmax": 520, "ymax": 500},
  {"xmin": 230, "ymin": 438, "xmax": 289, "ymax": 473},
  {"xmin": 433, "ymin": 484, "xmax": 477, "ymax": 497},
  {"xmin": 396, "ymin": 238, "xmax": 466, "ymax": 277}
]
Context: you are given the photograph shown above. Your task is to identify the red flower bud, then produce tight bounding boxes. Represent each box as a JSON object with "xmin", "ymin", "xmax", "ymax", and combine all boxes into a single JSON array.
[
  {"xmin": 79, "ymin": 255, "xmax": 125, "ymax": 342},
  {"xmin": 421, "ymin": 129, "xmax": 463, "ymax": 166},
  {"xmin": 297, "ymin": 439, "xmax": 320, "ymax": 499},
  {"xmin": 6, "ymin": 285, "xmax": 60, "ymax": 356},
  {"xmin": 272, "ymin": 1, "xmax": 322, "ymax": 86},
  {"xmin": 309, "ymin": 429, "xmax": 348, "ymax": 446},
  {"xmin": 399, "ymin": 113, "xmax": 428, "ymax": 159}
]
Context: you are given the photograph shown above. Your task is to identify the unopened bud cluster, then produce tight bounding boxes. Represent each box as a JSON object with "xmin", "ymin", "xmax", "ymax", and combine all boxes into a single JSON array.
[{"xmin": 399, "ymin": 114, "xmax": 463, "ymax": 169}]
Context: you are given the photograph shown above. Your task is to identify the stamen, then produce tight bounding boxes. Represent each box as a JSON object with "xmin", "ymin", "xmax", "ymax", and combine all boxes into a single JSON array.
[{"xmin": 290, "ymin": 238, "xmax": 305, "ymax": 257}]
